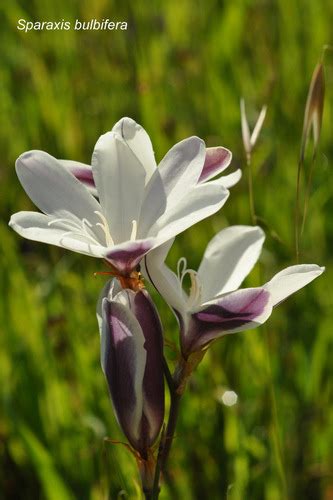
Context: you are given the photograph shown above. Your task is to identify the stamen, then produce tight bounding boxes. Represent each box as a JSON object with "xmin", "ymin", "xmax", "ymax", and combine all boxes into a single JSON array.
[
  {"xmin": 82, "ymin": 218, "xmax": 93, "ymax": 228},
  {"xmin": 60, "ymin": 230, "xmax": 100, "ymax": 245},
  {"xmin": 48, "ymin": 218, "xmax": 81, "ymax": 230},
  {"xmin": 94, "ymin": 271, "xmax": 117, "ymax": 277},
  {"xmin": 130, "ymin": 220, "xmax": 138, "ymax": 241},
  {"xmin": 48, "ymin": 216, "xmax": 100, "ymax": 246},
  {"xmin": 81, "ymin": 218, "xmax": 98, "ymax": 242},
  {"xmin": 94, "ymin": 211, "xmax": 114, "ymax": 247},
  {"xmin": 188, "ymin": 271, "xmax": 202, "ymax": 308}
]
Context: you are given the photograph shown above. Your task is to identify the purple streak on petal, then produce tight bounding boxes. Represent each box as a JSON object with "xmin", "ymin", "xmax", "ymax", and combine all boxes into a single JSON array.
[
  {"xmin": 71, "ymin": 166, "xmax": 95, "ymax": 187},
  {"xmin": 184, "ymin": 288, "xmax": 270, "ymax": 355},
  {"xmin": 196, "ymin": 288, "xmax": 269, "ymax": 323},
  {"xmin": 101, "ymin": 298, "xmax": 145, "ymax": 452},
  {"xmin": 198, "ymin": 147, "xmax": 232, "ymax": 183},
  {"xmin": 132, "ymin": 290, "xmax": 164, "ymax": 447},
  {"xmin": 106, "ymin": 239, "xmax": 154, "ymax": 274}
]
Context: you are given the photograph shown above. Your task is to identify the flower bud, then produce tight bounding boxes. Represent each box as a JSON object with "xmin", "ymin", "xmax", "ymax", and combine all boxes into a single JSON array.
[
  {"xmin": 300, "ymin": 62, "xmax": 325, "ymax": 162},
  {"xmin": 98, "ymin": 280, "xmax": 164, "ymax": 459}
]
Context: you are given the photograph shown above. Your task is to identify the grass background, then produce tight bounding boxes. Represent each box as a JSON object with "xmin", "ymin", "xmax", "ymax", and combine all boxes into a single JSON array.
[{"xmin": 1, "ymin": 0, "xmax": 333, "ymax": 498}]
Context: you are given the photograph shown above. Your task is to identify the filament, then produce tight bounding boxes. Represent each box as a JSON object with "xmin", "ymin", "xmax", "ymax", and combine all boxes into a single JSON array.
[
  {"xmin": 48, "ymin": 211, "xmax": 117, "ymax": 248},
  {"xmin": 94, "ymin": 211, "xmax": 114, "ymax": 246},
  {"xmin": 130, "ymin": 220, "xmax": 138, "ymax": 241}
]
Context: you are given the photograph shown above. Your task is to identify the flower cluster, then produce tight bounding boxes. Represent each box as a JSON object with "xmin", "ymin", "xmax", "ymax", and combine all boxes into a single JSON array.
[{"xmin": 10, "ymin": 117, "xmax": 324, "ymax": 491}]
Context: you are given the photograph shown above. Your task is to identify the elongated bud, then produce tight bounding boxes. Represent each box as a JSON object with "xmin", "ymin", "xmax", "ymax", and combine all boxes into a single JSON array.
[
  {"xmin": 98, "ymin": 280, "xmax": 164, "ymax": 459},
  {"xmin": 300, "ymin": 62, "xmax": 325, "ymax": 162},
  {"xmin": 240, "ymin": 99, "xmax": 267, "ymax": 163}
]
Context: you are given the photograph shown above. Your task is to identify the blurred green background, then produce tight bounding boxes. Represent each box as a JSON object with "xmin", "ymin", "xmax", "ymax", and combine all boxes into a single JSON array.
[{"xmin": 1, "ymin": 0, "xmax": 333, "ymax": 498}]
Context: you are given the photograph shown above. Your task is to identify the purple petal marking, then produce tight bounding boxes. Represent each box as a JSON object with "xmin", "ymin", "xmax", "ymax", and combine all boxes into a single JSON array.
[
  {"xmin": 131, "ymin": 290, "xmax": 164, "ymax": 448},
  {"xmin": 101, "ymin": 298, "xmax": 145, "ymax": 451},
  {"xmin": 71, "ymin": 166, "xmax": 95, "ymax": 187},
  {"xmin": 196, "ymin": 289, "xmax": 269, "ymax": 324},
  {"xmin": 183, "ymin": 288, "xmax": 271, "ymax": 355},
  {"xmin": 106, "ymin": 239, "xmax": 155, "ymax": 274},
  {"xmin": 198, "ymin": 147, "xmax": 232, "ymax": 183}
]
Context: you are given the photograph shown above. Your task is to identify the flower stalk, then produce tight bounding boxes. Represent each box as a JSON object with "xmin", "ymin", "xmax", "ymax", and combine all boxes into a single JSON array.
[{"xmin": 159, "ymin": 358, "xmax": 182, "ymax": 473}]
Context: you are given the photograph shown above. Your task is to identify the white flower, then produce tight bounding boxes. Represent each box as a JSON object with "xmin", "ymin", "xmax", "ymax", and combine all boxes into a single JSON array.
[
  {"xmin": 9, "ymin": 118, "xmax": 240, "ymax": 275},
  {"xmin": 143, "ymin": 226, "xmax": 324, "ymax": 357}
]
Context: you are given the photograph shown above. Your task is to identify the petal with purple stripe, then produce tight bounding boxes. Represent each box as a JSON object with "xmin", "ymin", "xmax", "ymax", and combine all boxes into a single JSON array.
[
  {"xmin": 198, "ymin": 147, "xmax": 232, "ymax": 183},
  {"xmin": 183, "ymin": 288, "xmax": 272, "ymax": 355},
  {"xmin": 105, "ymin": 238, "xmax": 155, "ymax": 274},
  {"xmin": 60, "ymin": 160, "xmax": 97, "ymax": 196}
]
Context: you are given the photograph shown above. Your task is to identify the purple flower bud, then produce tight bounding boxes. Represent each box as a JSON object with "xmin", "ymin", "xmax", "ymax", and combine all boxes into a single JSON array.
[{"xmin": 99, "ymin": 281, "xmax": 164, "ymax": 458}]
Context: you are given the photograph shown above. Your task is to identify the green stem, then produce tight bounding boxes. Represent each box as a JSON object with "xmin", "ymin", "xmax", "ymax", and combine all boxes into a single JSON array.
[
  {"xmin": 295, "ymin": 157, "xmax": 303, "ymax": 263},
  {"xmin": 160, "ymin": 357, "xmax": 182, "ymax": 472},
  {"xmin": 257, "ymin": 263, "xmax": 288, "ymax": 497},
  {"xmin": 247, "ymin": 157, "xmax": 256, "ymax": 225},
  {"xmin": 150, "ymin": 425, "xmax": 165, "ymax": 500},
  {"xmin": 263, "ymin": 327, "xmax": 289, "ymax": 498},
  {"xmin": 160, "ymin": 392, "xmax": 181, "ymax": 472},
  {"xmin": 301, "ymin": 150, "xmax": 317, "ymax": 237}
]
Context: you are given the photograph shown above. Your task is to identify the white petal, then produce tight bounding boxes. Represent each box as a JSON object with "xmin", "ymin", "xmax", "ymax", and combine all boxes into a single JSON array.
[
  {"xmin": 209, "ymin": 169, "xmax": 242, "ymax": 189},
  {"xmin": 263, "ymin": 264, "xmax": 325, "ymax": 306},
  {"xmin": 112, "ymin": 117, "xmax": 157, "ymax": 183},
  {"xmin": 91, "ymin": 132, "xmax": 146, "ymax": 243},
  {"xmin": 9, "ymin": 211, "xmax": 105, "ymax": 258},
  {"xmin": 142, "ymin": 240, "xmax": 187, "ymax": 313},
  {"xmin": 138, "ymin": 137, "xmax": 206, "ymax": 236},
  {"xmin": 16, "ymin": 151, "xmax": 101, "ymax": 220},
  {"xmin": 96, "ymin": 279, "xmax": 113, "ymax": 335},
  {"xmin": 148, "ymin": 183, "xmax": 229, "ymax": 243},
  {"xmin": 197, "ymin": 226, "xmax": 265, "ymax": 301},
  {"xmin": 146, "ymin": 237, "xmax": 175, "ymax": 265}
]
